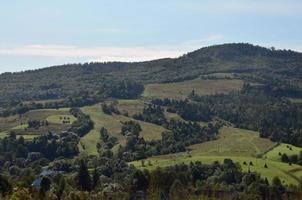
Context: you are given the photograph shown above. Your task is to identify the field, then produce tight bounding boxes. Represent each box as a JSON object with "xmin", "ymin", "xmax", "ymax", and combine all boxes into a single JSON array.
[
  {"xmin": 130, "ymin": 126, "xmax": 302, "ymax": 186},
  {"xmin": 47, "ymin": 114, "xmax": 77, "ymax": 124},
  {"xmin": 79, "ymin": 103, "xmax": 167, "ymax": 155},
  {"xmin": 143, "ymin": 78, "xmax": 244, "ymax": 99},
  {"xmin": 117, "ymin": 99, "xmax": 146, "ymax": 116},
  {"xmin": 266, "ymin": 144, "xmax": 302, "ymax": 161},
  {"xmin": 0, "ymin": 108, "xmax": 72, "ymax": 139}
]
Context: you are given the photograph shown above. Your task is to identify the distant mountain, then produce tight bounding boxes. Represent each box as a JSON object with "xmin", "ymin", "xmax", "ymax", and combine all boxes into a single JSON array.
[{"xmin": 1, "ymin": 43, "xmax": 302, "ymax": 107}]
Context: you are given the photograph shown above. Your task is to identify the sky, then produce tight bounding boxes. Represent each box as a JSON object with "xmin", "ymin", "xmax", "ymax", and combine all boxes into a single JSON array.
[{"xmin": 0, "ymin": 0, "xmax": 302, "ymax": 73}]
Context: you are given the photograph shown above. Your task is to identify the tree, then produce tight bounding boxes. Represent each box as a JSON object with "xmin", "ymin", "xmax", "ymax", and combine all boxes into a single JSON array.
[
  {"xmin": 100, "ymin": 127, "xmax": 109, "ymax": 142},
  {"xmin": 76, "ymin": 160, "xmax": 91, "ymax": 191},
  {"xmin": 281, "ymin": 153, "xmax": 289, "ymax": 162},
  {"xmin": 0, "ymin": 175, "xmax": 12, "ymax": 197},
  {"xmin": 271, "ymin": 177, "xmax": 285, "ymax": 200},
  {"xmin": 132, "ymin": 170, "xmax": 149, "ymax": 191},
  {"xmin": 15, "ymin": 144, "xmax": 28, "ymax": 158},
  {"xmin": 39, "ymin": 176, "xmax": 51, "ymax": 197},
  {"xmin": 92, "ymin": 167, "xmax": 100, "ymax": 190},
  {"xmin": 169, "ymin": 179, "xmax": 187, "ymax": 200},
  {"xmin": 53, "ymin": 176, "xmax": 66, "ymax": 200}
]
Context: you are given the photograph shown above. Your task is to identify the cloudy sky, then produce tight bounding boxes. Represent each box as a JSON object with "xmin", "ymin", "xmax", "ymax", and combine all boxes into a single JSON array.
[{"xmin": 0, "ymin": 0, "xmax": 302, "ymax": 73}]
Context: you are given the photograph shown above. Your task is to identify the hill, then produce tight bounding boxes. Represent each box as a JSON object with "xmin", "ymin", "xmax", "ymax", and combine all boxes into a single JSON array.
[
  {"xmin": 2, "ymin": 43, "xmax": 302, "ymax": 198},
  {"xmin": 130, "ymin": 126, "xmax": 302, "ymax": 186},
  {"xmin": 1, "ymin": 43, "xmax": 302, "ymax": 112}
]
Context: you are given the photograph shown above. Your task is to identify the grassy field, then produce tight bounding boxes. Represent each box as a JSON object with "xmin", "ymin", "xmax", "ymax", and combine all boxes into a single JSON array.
[
  {"xmin": 79, "ymin": 104, "xmax": 167, "ymax": 155},
  {"xmin": 266, "ymin": 144, "xmax": 302, "ymax": 161},
  {"xmin": 117, "ymin": 99, "xmax": 146, "ymax": 116},
  {"xmin": 201, "ymin": 72, "xmax": 235, "ymax": 79},
  {"xmin": 188, "ymin": 126, "xmax": 276, "ymax": 157},
  {"xmin": 0, "ymin": 108, "xmax": 72, "ymax": 139},
  {"xmin": 143, "ymin": 78, "xmax": 243, "ymax": 99},
  {"xmin": 130, "ymin": 126, "xmax": 302, "ymax": 186},
  {"xmin": 47, "ymin": 114, "xmax": 77, "ymax": 124}
]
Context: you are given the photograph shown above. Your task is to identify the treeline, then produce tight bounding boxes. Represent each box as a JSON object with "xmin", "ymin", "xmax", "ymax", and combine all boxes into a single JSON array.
[
  {"xmin": 133, "ymin": 104, "xmax": 167, "ymax": 125},
  {"xmin": 2, "ymin": 158, "xmax": 302, "ymax": 200},
  {"xmin": 0, "ymin": 132, "xmax": 79, "ymax": 172},
  {"xmin": 115, "ymin": 119, "xmax": 219, "ymax": 161},
  {"xmin": 152, "ymin": 98, "xmax": 212, "ymax": 122},
  {"xmin": 101, "ymin": 101, "xmax": 120, "ymax": 115},
  {"xmin": 69, "ymin": 108, "xmax": 94, "ymax": 137},
  {"xmin": 280, "ymin": 148, "xmax": 302, "ymax": 166},
  {"xmin": 152, "ymin": 84, "xmax": 302, "ymax": 146},
  {"xmin": 0, "ymin": 80, "xmax": 144, "ymax": 117}
]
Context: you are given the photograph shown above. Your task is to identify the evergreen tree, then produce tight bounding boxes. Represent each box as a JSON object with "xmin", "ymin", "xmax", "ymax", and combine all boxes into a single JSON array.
[
  {"xmin": 39, "ymin": 176, "xmax": 51, "ymax": 197},
  {"xmin": 0, "ymin": 175, "xmax": 12, "ymax": 197},
  {"xmin": 92, "ymin": 167, "xmax": 100, "ymax": 190},
  {"xmin": 15, "ymin": 144, "xmax": 28, "ymax": 158},
  {"xmin": 53, "ymin": 176, "xmax": 66, "ymax": 200},
  {"xmin": 169, "ymin": 179, "xmax": 187, "ymax": 200},
  {"xmin": 76, "ymin": 160, "xmax": 91, "ymax": 191}
]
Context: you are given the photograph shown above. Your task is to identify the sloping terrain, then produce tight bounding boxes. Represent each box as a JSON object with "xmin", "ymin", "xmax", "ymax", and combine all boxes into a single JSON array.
[
  {"xmin": 0, "ymin": 108, "xmax": 73, "ymax": 139},
  {"xmin": 130, "ymin": 126, "xmax": 302, "ymax": 186},
  {"xmin": 1, "ymin": 43, "xmax": 302, "ymax": 107},
  {"xmin": 79, "ymin": 103, "xmax": 167, "ymax": 155},
  {"xmin": 143, "ymin": 79, "xmax": 243, "ymax": 99}
]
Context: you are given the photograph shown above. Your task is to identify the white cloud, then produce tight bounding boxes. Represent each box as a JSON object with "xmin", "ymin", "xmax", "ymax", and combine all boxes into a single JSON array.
[
  {"xmin": 180, "ymin": 0, "xmax": 302, "ymax": 16},
  {"xmin": 0, "ymin": 35, "xmax": 224, "ymax": 62}
]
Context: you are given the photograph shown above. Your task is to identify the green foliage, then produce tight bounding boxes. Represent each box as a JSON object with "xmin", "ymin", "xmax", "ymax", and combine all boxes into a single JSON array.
[
  {"xmin": 0, "ymin": 174, "xmax": 12, "ymax": 197},
  {"xmin": 39, "ymin": 176, "xmax": 51, "ymax": 196},
  {"xmin": 101, "ymin": 101, "xmax": 120, "ymax": 115},
  {"xmin": 133, "ymin": 104, "xmax": 167, "ymax": 125},
  {"xmin": 76, "ymin": 160, "xmax": 91, "ymax": 192},
  {"xmin": 169, "ymin": 179, "xmax": 188, "ymax": 200},
  {"xmin": 69, "ymin": 108, "xmax": 94, "ymax": 137}
]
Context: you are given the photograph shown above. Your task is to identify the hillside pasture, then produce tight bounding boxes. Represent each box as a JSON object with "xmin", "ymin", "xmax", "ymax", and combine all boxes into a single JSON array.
[
  {"xmin": 131, "ymin": 155, "xmax": 301, "ymax": 186},
  {"xmin": 143, "ymin": 79, "xmax": 244, "ymax": 100},
  {"xmin": 130, "ymin": 127, "xmax": 302, "ymax": 186},
  {"xmin": 0, "ymin": 108, "xmax": 72, "ymax": 139},
  {"xmin": 47, "ymin": 114, "xmax": 77, "ymax": 124},
  {"xmin": 189, "ymin": 126, "xmax": 277, "ymax": 157},
  {"xmin": 117, "ymin": 99, "xmax": 146, "ymax": 116},
  {"xmin": 79, "ymin": 104, "xmax": 167, "ymax": 155},
  {"xmin": 265, "ymin": 144, "xmax": 302, "ymax": 162}
]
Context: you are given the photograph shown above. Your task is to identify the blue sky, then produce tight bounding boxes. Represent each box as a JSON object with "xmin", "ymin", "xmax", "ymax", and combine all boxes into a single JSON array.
[{"xmin": 0, "ymin": 0, "xmax": 302, "ymax": 73}]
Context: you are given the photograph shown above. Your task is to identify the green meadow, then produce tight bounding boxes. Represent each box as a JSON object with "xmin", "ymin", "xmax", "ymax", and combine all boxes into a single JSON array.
[
  {"xmin": 130, "ymin": 126, "xmax": 302, "ymax": 186},
  {"xmin": 79, "ymin": 103, "xmax": 167, "ymax": 155}
]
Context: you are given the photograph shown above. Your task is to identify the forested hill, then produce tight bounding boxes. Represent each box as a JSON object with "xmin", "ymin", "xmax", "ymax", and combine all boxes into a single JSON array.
[{"xmin": 1, "ymin": 43, "xmax": 302, "ymax": 109}]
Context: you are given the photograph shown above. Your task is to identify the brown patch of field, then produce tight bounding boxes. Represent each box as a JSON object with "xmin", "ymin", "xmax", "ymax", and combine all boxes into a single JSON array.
[{"xmin": 143, "ymin": 79, "xmax": 243, "ymax": 99}]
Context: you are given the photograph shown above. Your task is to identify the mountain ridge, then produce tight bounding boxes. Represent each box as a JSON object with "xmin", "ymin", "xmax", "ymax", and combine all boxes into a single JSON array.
[{"xmin": 0, "ymin": 43, "xmax": 302, "ymax": 108}]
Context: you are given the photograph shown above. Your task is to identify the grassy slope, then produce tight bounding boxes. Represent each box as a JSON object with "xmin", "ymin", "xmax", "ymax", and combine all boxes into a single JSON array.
[
  {"xmin": 266, "ymin": 144, "xmax": 302, "ymax": 161},
  {"xmin": 189, "ymin": 126, "xmax": 276, "ymax": 157},
  {"xmin": 79, "ymin": 103, "xmax": 167, "ymax": 155},
  {"xmin": 143, "ymin": 79, "xmax": 243, "ymax": 99},
  {"xmin": 117, "ymin": 99, "xmax": 146, "ymax": 116},
  {"xmin": 0, "ymin": 108, "xmax": 71, "ymax": 139},
  {"xmin": 130, "ymin": 126, "xmax": 302, "ymax": 186},
  {"xmin": 47, "ymin": 114, "xmax": 77, "ymax": 124}
]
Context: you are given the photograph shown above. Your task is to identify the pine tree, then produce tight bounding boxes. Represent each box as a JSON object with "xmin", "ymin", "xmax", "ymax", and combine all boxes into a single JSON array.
[
  {"xmin": 0, "ymin": 175, "xmax": 12, "ymax": 197},
  {"xmin": 92, "ymin": 167, "xmax": 100, "ymax": 190},
  {"xmin": 169, "ymin": 179, "xmax": 187, "ymax": 200},
  {"xmin": 147, "ymin": 174, "xmax": 160, "ymax": 200},
  {"xmin": 39, "ymin": 176, "xmax": 51, "ymax": 197},
  {"xmin": 76, "ymin": 160, "xmax": 91, "ymax": 191}
]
